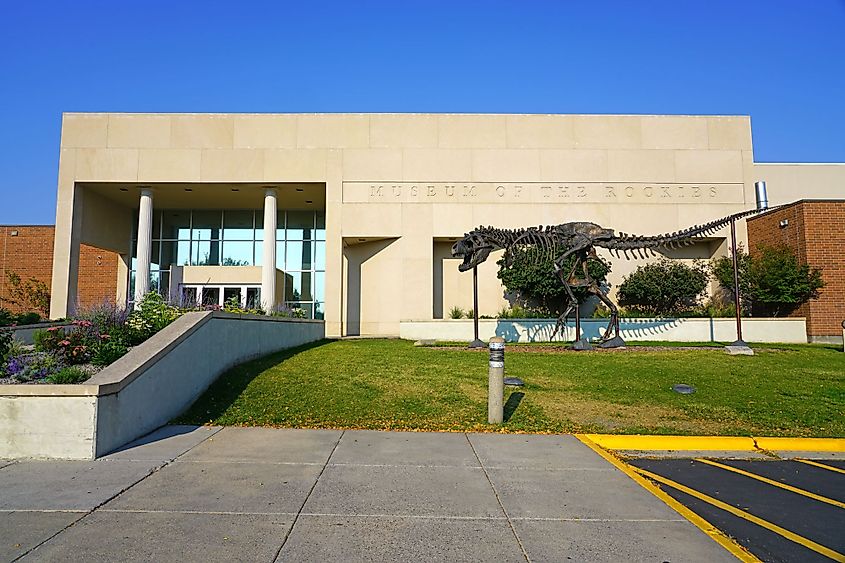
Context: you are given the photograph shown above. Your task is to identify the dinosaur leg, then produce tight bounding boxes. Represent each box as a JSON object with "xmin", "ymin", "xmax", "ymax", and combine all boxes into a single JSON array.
[
  {"xmin": 588, "ymin": 281, "xmax": 625, "ymax": 348},
  {"xmin": 551, "ymin": 251, "xmax": 584, "ymax": 340}
]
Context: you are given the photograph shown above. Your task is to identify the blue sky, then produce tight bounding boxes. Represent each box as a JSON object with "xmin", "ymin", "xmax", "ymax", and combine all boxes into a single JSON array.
[{"xmin": 1, "ymin": 0, "xmax": 843, "ymax": 224}]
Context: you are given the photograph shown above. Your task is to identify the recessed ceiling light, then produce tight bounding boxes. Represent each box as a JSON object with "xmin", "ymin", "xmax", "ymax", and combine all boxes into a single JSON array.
[
  {"xmin": 120, "ymin": 188, "xmax": 128, "ymax": 192},
  {"xmin": 296, "ymin": 188, "xmax": 304, "ymax": 192},
  {"xmin": 231, "ymin": 188, "xmax": 239, "ymax": 192},
  {"xmin": 184, "ymin": 188, "xmax": 193, "ymax": 192},
  {"xmin": 358, "ymin": 238, "xmax": 366, "ymax": 242},
  {"xmin": 305, "ymin": 200, "xmax": 313, "ymax": 204}
]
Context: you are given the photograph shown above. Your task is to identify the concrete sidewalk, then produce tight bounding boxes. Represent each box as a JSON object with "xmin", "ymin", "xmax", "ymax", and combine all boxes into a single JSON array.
[{"xmin": 1, "ymin": 427, "xmax": 737, "ymax": 562}]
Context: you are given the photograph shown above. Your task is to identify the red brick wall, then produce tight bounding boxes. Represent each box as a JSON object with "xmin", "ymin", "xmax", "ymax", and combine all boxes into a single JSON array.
[
  {"xmin": 0, "ymin": 226, "xmax": 120, "ymax": 316},
  {"xmin": 747, "ymin": 201, "xmax": 845, "ymax": 338}
]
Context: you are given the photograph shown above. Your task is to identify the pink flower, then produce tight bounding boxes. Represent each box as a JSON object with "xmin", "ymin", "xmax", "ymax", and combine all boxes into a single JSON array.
[
  {"xmin": 59, "ymin": 340, "xmax": 71, "ymax": 346},
  {"xmin": 99, "ymin": 334, "xmax": 111, "ymax": 340},
  {"xmin": 47, "ymin": 327, "xmax": 61, "ymax": 332}
]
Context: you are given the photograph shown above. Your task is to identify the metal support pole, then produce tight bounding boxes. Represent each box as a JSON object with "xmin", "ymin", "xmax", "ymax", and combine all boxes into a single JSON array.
[
  {"xmin": 575, "ymin": 303, "xmax": 581, "ymax": 342},
  {"xmin": 469, "ymin": 265, "xmax": 484, "ymax": 348},
  {"xmin": 730, "ymin": 218, "xmax": 747, "ymax": 347},
  {"xmin": 488, "ymin": 337, "xmax": 504, "ymax": 424}
]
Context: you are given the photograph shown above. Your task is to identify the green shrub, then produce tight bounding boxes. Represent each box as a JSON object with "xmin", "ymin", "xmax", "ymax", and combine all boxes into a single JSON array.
[
  {"xmin": 0, "ymin": 329, "xmax": 12, "ymax": 361},
  {"xmin": 16, "ymin": 312, "xmax": 42, "ymax": 325},
  {"xmin": 712, "ymin": 244, "xmax": 824, "ymax": 317},
  {"xmin": 47, "ymin": 366, "xmax": 91, "ymax": 384},
  {"xmin": 617, "ymin": 259, "xmax": 709, "ymax": 316},
  {"xmin": 126, "ymin": 292, "xmax": 181, "ymax": 343},
  {"xmin": 497, "ymin": 247, "xmax": 611, "ymax": 314},
  {"xmin": 448, "ymin": 306, "xmax": 465, "ymax": 319},
  {"xmin": 91, "ymin": 339, "xmax": 129, "ymax": 367},
  {"xmin": 497, "ymin": 304, "xmax": 552, "ymax": 319}
]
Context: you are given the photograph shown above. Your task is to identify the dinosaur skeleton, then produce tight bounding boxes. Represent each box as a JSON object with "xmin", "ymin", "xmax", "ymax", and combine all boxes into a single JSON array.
[{"xmin": 450, "ymin": 208, "xmax": 771, "ymax": 346}]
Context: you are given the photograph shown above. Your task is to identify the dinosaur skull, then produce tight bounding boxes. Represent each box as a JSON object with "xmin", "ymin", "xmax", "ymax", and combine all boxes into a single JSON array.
[{"xmin": 451, "ymin": 234, "xmax": 492, "ymax": 272}]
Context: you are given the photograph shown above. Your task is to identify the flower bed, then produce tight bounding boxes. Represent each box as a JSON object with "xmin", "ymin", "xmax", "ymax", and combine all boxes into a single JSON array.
[
  {"xmin": 0, "ymin": 292, "xmax": 311, "ymax": 385},
  {"xmin": 0, "ymin": 293, "xmax": 173, "ymax": 385}
]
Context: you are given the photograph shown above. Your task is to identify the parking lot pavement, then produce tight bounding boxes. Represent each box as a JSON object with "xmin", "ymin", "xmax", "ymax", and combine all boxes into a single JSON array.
[
  {"xmin": 1, "ymin": 427, "xmax": 740, "ymax": 562},
  {"xmin": 625, "ymin": 458, "xmax": 845, "ymax": 563}
]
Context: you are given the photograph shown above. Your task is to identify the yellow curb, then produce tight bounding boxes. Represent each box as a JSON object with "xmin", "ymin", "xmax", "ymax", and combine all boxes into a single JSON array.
[
  {"xmin": 582, "ymin": 434, "xmax": 845, "ymax": 453},
  {"xmin": 754, "ymin": 437, "xmax": 845, "ymax": 452},
  {"xmin": 583, "ymin": 434, "xmax": 757, "ymax": 451}
]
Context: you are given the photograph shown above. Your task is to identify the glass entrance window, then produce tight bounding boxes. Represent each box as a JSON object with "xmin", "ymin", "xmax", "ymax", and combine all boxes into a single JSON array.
[
  {"xmin": 202, "ymin": 287, "xmax": 220, "ymax": 306},
  {"xmin": 130, "ymin": 209, "xmax": 326, "ymax": 319}
]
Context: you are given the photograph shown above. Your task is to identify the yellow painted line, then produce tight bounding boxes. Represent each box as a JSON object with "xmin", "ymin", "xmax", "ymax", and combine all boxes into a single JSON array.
[
  {"xmin": 696, "ymin": 458, "xmax": 845, "ymax": 509},
  {"xmin": 583, "ymin": 434, "xmax": 756, "ymax": 451},
  {"xmin": 797, "ymin": 459, "xmax": 845, "ymax": 475},
  {"xmin": 755, "ymin": 437, "xmax": 845, "ymax": 452},
  {"xmin": 575, "ymin": 434, "xmax": 760, "ymax": 562},
  {"xmin": 635, "ymin": 466, "xmax": 845, "ymax": 563}
]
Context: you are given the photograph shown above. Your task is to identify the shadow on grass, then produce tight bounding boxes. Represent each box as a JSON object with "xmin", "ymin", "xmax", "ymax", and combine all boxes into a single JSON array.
[
  {"xmin": 503, "ymin": 391, "xmax": 525, "ymax": 422},
  {"xmin": 174, "ymin": 338, "xmax": 334, "ymax": 425}
]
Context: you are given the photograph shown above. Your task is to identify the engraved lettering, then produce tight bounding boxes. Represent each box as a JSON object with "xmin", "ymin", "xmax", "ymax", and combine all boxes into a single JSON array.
[
  {"xmin": 540, "ymin": 186, "xmax": 552, "ymax": 198},
  {"xmin": 558, "ymin": 186, "xmax": 570, "ymax": 198},
  {"xmin": 661, "ymin": 186, "xmax": 671, "ymax": 198},
  {"xmin": 677, "ymin": 186, "xmax": 684, "ymax": 198},
  {"xmin": 410, "ymin": 185, "xmax": 418, "ymax": 197},
  {"xmin": 427, "ymin": 185, "xmax": 436, "ymax": 197},
  {"xmin": 463, "ymin": 185, "xmax": 476, "ymax": 197},
  {"xmin": 692, "ymin": 186, "xmax": 701, "ymax": 198},
  {"xmin": 370, "ymin": 185, "xmax": 384, "ymax": 197},
  {"xmin": 644, "ymin": 186, "xmax": 653, "ymax": 198},
  {"xmin": 709, "ymin": 187, "xmax": 717, "ymax": 198},
  {"xmin": 392, "ymin": 185, "xmax": 401, "ymax": 197},
  {"xmin": 625, "ymin": 186, "xmax": 635, "ymax": 198},
  {"xmin": 496, "ymin": 185, "xmax": 506, "ymax": 197},
  {"xmin": 605, "ymin": 186, "xmax": 616, "ymax": 198},
  {"xmin": 577, "ymin": 186, "xmax": 586, "ymax": 198},
  {"xmin": 514, "ymin": 185, "xmax": 523, "ymax": 198},
  {"xmin": 445, "ymin": 185, "xmax": 455, "ymax": 197}
]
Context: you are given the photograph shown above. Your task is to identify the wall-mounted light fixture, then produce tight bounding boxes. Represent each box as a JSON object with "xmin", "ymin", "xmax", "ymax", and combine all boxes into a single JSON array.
[
  {"xmin": 779, "ymin": 219, "xmax": 789, "ymax": 228},
  {"xmin": 10, "ymin": 230, "xmax": 18, "ymax": 236}
]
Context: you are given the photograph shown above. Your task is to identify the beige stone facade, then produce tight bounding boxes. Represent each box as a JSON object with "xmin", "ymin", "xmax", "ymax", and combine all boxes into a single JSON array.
[{"xmin": 51, "ymin": 112, "xmax": 831, "ymax": 337}]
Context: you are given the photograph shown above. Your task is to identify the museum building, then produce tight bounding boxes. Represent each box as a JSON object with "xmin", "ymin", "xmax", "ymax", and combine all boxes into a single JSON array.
[{"xmin": 44, "ymin": 113, "xmax": 844, "ymax": 339}]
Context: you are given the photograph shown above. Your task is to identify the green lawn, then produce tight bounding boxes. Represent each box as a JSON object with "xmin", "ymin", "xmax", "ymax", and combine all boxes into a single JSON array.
[{"xmin": 175, "ymin": 339, "xmax": 845, "ymax": 437}]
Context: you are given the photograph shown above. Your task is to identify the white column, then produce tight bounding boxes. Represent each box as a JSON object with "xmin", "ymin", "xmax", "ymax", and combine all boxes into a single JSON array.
[
  {"xmin": 134, "ymin": 188, "xmax": 154, "ymax": 303},
  {"xmin": 261, "ymin": 188, "xmax": 278, "ymax": 313}
]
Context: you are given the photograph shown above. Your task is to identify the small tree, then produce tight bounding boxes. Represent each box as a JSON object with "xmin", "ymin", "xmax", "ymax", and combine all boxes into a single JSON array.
[
  {"xmin": 617, "ymin": 259, "xmax": 709, "ymax": 316},
  {"xmin": 1, "ymin": 272, "xmax": 50, "ymax": 318},
  {"xmin": 497, "ymin": 247, "xmax": 611, "ymax": 314},
  {"xmin": 712, "ymin": 244, "xmax": 824, "ymax": 317}
]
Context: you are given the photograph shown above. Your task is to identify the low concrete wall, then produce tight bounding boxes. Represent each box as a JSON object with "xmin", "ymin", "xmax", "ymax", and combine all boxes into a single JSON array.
[
  {"xmin": 7, "ymin": 321, "xmax": 69, "ymax": 345},
  {"xmin": 0, "ymin": 311, "xmax": 324, "ymax": 459},
  {"xmin": 399, "ymin": 317, "xmax": 808, "ymax": 344}
]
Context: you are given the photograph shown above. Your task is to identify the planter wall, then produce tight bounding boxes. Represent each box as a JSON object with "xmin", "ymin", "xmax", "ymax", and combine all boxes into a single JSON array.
[
  {"xmin": 0, "ymin": 311, "xmax": 324, "ymax": 459},
  {"xmin": 399, "ymin": 318, "xmax": 808, "ymax": 344}
]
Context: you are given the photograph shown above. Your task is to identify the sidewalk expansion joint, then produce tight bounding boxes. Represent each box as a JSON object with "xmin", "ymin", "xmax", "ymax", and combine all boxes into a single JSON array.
[
  {"xmin": 465, "ymin": 433, "xmax": 531, "ymax": 563},
  {"xmin": 272, "ymin": 429, "xmax": 345, "ymax": 563},
  {"xmin": 10, "ymin": 425, "xmax": 224, "ymax": 562}
]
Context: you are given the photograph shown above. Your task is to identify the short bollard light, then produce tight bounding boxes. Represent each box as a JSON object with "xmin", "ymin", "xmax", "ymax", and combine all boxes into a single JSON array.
[{"xmin": 488, "ymin": 337, "xmax": 505, "ymax": 424}]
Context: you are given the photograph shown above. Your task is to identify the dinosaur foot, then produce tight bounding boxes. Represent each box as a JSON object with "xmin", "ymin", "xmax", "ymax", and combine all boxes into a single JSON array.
[
  {"xmin": 570, "ymin": 338, "xmax": 593, "ymax": 351},
  {"xmin": 598, "ymin": 335, "xmax": 626, "ymax": 349}
]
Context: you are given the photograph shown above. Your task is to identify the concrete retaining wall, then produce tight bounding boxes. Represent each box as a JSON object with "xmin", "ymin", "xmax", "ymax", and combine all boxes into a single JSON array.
[
  {"xmin": 399, "ymin": 317, "xmax": 808, "ymax": 343},
  {"xmin": 7, "ymin": 321, "xmax": 69, "ymax": 345},
  {"xmin": 0, "ymin": 311, "xmax": 324, "ymax": 459}
]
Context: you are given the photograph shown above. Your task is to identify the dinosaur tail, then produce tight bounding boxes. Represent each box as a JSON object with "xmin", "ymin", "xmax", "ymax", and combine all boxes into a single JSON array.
[{"xmin": 596, "ymin": 206, "xmax": 779, "ymax": 258}]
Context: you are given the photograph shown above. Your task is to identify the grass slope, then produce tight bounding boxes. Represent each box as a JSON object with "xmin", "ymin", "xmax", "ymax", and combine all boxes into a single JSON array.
[{"xmin": 175, "ymin": 339, "xmax": 844, "ymax": 437}]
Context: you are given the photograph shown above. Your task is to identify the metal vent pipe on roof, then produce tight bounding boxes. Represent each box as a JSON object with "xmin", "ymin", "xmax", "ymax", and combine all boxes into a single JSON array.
[{"xmin": 755, "ymin": 181, "xmax": 768, "ymax": 210}]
